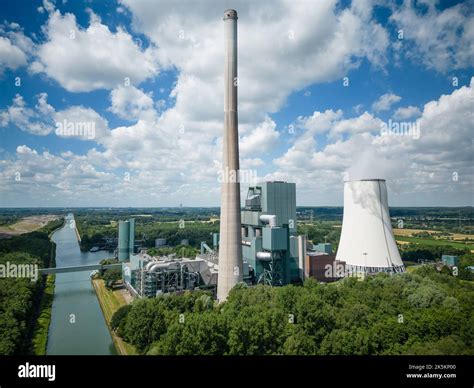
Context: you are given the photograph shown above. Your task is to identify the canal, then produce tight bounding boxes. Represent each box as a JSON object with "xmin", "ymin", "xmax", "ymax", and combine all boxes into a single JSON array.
[{"xmin": 46, "ymin": 214, "xmax": 117, "ymax": 355}]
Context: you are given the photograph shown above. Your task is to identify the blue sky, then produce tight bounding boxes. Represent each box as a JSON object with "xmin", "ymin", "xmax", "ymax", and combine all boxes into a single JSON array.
[{"xmin": 0, "ymin": 0, "xmax": 472, "ymax": 207}]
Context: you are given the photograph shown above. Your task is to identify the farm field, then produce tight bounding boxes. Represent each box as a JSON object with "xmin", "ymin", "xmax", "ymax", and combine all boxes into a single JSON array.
[{"xmin": 395, "ymin": 235, "xmax": 474, "ymax": 251}]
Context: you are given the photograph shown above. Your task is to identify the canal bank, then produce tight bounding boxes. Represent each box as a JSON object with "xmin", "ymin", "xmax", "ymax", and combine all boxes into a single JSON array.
[
  {"xmin": 92, "ymin": 278, "xmax": 137, "ymax": 355},
  {"xmin": 46, "ymin": 213, "xmax": 117, "ymax": 355}
]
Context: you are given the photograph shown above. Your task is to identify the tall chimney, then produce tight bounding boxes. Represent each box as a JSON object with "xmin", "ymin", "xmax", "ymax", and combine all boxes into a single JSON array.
[{"xmin": 217, "ymin": 9, "xmax": 243, "ymax": 301}]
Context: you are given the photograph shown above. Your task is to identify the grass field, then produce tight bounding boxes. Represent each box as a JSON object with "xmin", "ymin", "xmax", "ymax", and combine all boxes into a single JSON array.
[
  {"xmin": 395, "ymin": 236, "xmax": 474, "ymax": 250},
  {"xmin": 92, "ymin": 279, "xmax": 137, "ymax": 355},
  {"xmin": 31, "ymin": 274, "xmax": 55, "ymax": 355}
]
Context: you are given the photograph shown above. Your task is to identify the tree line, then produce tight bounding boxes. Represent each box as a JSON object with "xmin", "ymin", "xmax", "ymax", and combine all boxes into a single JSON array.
[
  {"xmin": 111, "ymin": 265, "xmax": 473, "ymax": 355},
  {"xmin": 0, "ymin": 219, "xmax": 63, "ymax": 355}
]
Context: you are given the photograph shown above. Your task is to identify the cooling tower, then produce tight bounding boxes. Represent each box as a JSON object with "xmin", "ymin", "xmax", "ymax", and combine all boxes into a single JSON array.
[
  {"xmin": 217, "ymin": 9, "xmax": 243, "ymax": 301},
  {"xmin": 336, "ymin": 179, "xmax": 405, "ymax": 274}
]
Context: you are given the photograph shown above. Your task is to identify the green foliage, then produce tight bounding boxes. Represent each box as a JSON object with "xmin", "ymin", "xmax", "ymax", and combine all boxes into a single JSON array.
[
  {"xmin": 31, "ymin": 274, "xmax": 55, "ymax": 355},
  {"xmin": 400, "ymin": 244, "xmax": 468, "ymax": 263},
  {"xmin": 0, "ymin": 252, "xmax": 41, "ymax": 354},
  {"xmin": 110, "ymin": 305, "xmax": 132, "ymax": 331},
  {"xmin": 103, "ymin": 269, "xmax": 122, "ymax": 288},
  {"xmin": 122, "ymin": 299, "xmax": 167, "ymax": 353},
  {"xmin": 0, "ymin": 220, "xmax": 59, "ymax": 355}
]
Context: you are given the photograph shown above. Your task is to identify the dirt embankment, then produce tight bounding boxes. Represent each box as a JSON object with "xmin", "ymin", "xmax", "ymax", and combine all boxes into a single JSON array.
[{"xmin": 0, "ymin": 215, "xmax": 61, "ymax": 238}]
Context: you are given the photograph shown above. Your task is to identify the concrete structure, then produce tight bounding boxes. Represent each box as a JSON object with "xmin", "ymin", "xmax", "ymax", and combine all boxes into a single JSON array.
[
  {"xmin": 217, "ymin": 9, "xmax": 243, "ymax": 301},
  {"xmin": 155, "ymin": 238, "xmax": 167, "ymax": 248},
  {"xmin": 212, "ymin": 233, "xmax": 220, "ymax": 249},
  {"xmin": 118, "ymin": 218, "xmax": 135, "ymax": 262},
  {"xmin": 441, "ymin": 255, "xmax": 459, "ymax": 267},
  {"xmin": 241, "ymin": 181, "xmax": 302, "ymax": 285},
  {"xmin": 39, "ymin": 263, "xmax": 122, "ymax": 275},
  {"xmin": 336, "ymin": 179, "xmax": 405, "ymax": 275},
  {"xmin": 298, "ymin": 235, "xmax": 307, "ymax": 280}
]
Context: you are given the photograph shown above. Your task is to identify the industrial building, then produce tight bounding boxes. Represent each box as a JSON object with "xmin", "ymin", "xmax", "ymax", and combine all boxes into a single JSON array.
[
  {"xmin": 241, "ymin": 181, "xmax": 302, "ymax": 286},
  {"xmin": 441, "ymin": 255, "xmax": 459, "ymax": 267},
  {"xmin": 118, "ymin": 218, "xmax": 135, "ymax": 262},
  {"xmin": 336, "ymin": 179, "xmax": 405, "ymax": 275},
  {"xmin": 123, "ymin": 252, "xmax": 218, "ymax": 298},
  {"xmin": 305, "ymin": 252, "xmax": 345, "ymax": 282}
]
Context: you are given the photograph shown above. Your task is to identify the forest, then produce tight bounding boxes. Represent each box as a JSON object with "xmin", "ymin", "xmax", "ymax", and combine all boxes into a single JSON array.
[
  {"xmin": 0, "ymin": 219, "xmax": 63, "ymax": 355},
  {"xmin": 111, "ymin": 264, "xmax": 474, "ymax": 355}
]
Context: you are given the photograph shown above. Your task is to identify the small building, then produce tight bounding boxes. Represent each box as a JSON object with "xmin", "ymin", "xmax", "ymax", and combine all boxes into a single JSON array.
[
  {"xmin": 313, "ymin": 243, "xmax": 333, "ymax": 254},
  {"xmin": 441, "ymin": 255, "xmax": 459, "ymax": 267},
  {"xmin": 155, "ymin": 238, "xmax": 167, "ymax": 248},
  {"xmin": 305, "ymin": 252, "xmax": 344, "ymax": 282}
]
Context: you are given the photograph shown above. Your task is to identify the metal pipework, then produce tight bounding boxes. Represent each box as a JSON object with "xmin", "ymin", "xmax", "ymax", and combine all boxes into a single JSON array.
[
  {"xmin": 217, "ymin": 9, "xmax": 244, "ymax": 302},
  {"xmin": 256, "ymin": 251, "xmax": 272, "ymax": 261},
  {"xmin": 260, "ymin": 214, "xmax": 277, "ymax": 228}
]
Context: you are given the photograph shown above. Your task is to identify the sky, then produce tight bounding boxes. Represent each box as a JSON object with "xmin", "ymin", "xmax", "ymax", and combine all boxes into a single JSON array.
[{"xmin": 0, "ymin": 0, "xmax": 472, "ymax": 207}]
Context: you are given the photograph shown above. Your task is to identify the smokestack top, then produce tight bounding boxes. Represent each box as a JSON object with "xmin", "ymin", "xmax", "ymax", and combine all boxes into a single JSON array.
[{"xmin": 223, "ymin": 9, "xmax": 238, "ymax": 20}]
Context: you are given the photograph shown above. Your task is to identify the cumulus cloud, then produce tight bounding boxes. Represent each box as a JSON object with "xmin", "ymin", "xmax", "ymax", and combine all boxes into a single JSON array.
[
  {"xmin": 1, "ymin": 93, "xmax": 109, "ymax": 140},
  {"xmin": 390, "ymin": 1, "xmax": 474, "ymax": 72},
  {"xmin": 121, "ymin": 0, "xmax": 389, "ymax": 130},
  {"xmin": 54, "ymin": 106, "xmax": 110, "ymax": 141},
  {"xmin": 109, "ymin": 85, "xmax": 155, "ymax": 121},
  {"xmin": 1, "ymin": 93, "xmax": 55, "ymax": 135},
  {"xmin": 372, "ymin": 93, "xmax": 401, "ymax": 112},
  {"xmin": 0, "ymin": 144, "xmax": 116, "ymax": 205},
  {"xmin": 240, "ymin": 117, "xmax": 280, "ymax": 157},
  {"xmin": 31, "ymin": 5, "xmax": 159, "ymax": 92},
  {"xmin": 0, "ymin": 22, "xmax": 35, "ymax": 74},
  {"xmin": 392, "ymin": 105, "xmax": 421, "ymax": 120}
]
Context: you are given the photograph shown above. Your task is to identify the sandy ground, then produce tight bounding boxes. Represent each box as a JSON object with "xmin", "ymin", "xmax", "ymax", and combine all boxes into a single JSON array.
[
  {"xmin": 396, "ymin": 240, "xmax": 410, "ymax": 245},
  {"xmin": 0, "ymin": 215, "xmax": 60, "ymax": 236}
]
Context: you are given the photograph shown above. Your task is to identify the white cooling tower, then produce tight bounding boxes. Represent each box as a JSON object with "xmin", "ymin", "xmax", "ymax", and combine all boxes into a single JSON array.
[{"xmin": 336, "ymin": 179, "xmax": 405, "ymax": 274}]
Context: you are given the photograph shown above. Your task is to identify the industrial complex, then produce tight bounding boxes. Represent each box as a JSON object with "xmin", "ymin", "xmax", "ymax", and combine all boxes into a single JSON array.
[{"xmin": 118, "ymin": 9, "xmax": 405, "ymax": 301}]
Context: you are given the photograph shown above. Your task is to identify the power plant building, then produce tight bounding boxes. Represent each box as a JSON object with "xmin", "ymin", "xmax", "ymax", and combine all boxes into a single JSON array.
[
  {"xmin": 123, "ymin": 252, "xmax": 218, "ymax": 298},
  {"xmin": 241, "ymin": 181, "xmax": 301, "ymax": 285}
]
